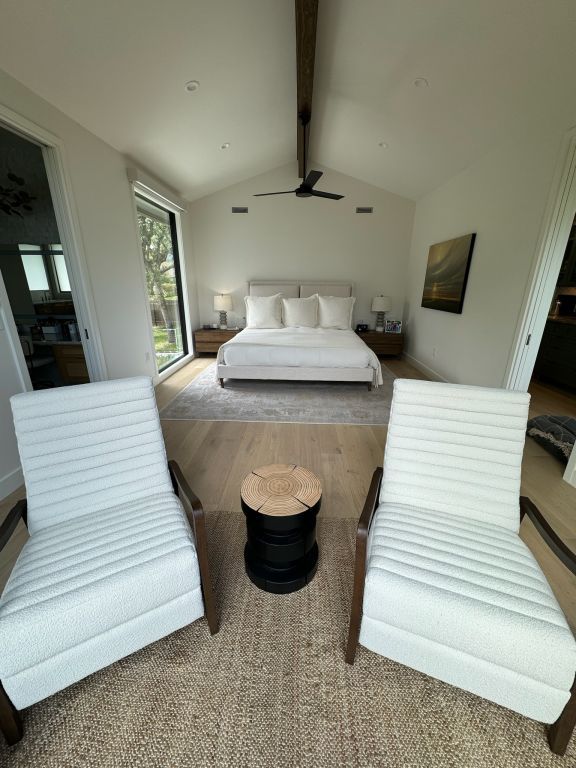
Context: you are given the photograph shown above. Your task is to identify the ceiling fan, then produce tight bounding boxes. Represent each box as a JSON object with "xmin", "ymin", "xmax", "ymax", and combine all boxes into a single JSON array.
[{"xmin": 254, "ymin": 0, "xmax": 344, "ymax": 202}]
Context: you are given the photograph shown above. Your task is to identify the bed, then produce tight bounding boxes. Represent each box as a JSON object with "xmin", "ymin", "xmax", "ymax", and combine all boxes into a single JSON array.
[{"xmin": 215, "ymin": 281, "xmax": 383, "ymax": 389}]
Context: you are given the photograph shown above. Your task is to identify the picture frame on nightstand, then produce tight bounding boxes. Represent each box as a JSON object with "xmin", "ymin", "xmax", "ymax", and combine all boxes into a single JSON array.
[{"xmin": 385, "ymin": 320, "xmax": 402, "ymax": 334}]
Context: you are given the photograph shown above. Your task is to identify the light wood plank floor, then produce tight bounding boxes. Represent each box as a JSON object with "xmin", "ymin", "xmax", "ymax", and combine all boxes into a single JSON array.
[{"xmin": 1, "ymin": 359, "xmax": 575, "ymax": 630}]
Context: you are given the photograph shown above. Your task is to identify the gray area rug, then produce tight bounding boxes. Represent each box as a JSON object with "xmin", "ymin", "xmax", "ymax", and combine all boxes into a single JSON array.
[
  {"xmin": 160, "ymin": 363, "xmax": 396, "ymax": 424},
  {"xmin": 2, "ymin": 515, "xmax": 573, "ymax": 768}
]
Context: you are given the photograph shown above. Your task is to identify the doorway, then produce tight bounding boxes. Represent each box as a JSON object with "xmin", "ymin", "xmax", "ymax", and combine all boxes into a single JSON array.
[
  {"xmin": 506, "ymin": 129, "xmax": 576, "ymax": 486},
  {"xmin": 0, "ymin": 125, "xmax": 88, "ymax": 389}
]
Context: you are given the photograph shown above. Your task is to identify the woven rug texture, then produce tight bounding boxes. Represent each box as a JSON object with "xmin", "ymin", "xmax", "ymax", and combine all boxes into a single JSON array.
[
  {"xmin": 1, "ymin": 515, "xmax": 574, "ymax": 768},
  {"xmin": 160, "ymin": 363, "xmax": 396, "ymax": 424}
]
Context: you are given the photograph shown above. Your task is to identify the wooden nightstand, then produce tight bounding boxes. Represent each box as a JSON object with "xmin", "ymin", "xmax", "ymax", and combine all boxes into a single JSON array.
[
  {"xmin": 356, "ymin": 330, "xmax": 404, "ymax": 357},
  {"xmin": 193, "ymin": 328, "xmax": 241, "ymax": 355}
]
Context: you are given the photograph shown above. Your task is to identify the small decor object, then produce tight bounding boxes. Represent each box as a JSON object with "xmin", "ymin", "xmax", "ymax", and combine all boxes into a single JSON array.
[
  {"xmin": 421, "ymin": 233, "xmax": 476, "ymax": 314},
  {"xmin": 356, "ymin": 323, "xmax": 369, "ymax": 332},
  {"xmin": 371, "ymin": 295, "xmax": 391, "ymax": 332},
  {"xmin": 213, "ymin": 293, "xmax": 232, "ymax": 329},
  {"xmin": 385, "ymin": 319, "xmax": 402, "ymax": 334},
  {"xmin": 241, "ymin": 464, "xmax": 322, "ymax": 593}
]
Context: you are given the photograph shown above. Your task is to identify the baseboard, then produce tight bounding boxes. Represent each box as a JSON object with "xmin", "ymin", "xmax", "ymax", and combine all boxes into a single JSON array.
[
  {"xmin": 403, "ymin": 353, "xmax": 448, "ymax": 383},
  {"xmin": 0, "ymin": 466, "xmax": 24, "ymax": 501}
]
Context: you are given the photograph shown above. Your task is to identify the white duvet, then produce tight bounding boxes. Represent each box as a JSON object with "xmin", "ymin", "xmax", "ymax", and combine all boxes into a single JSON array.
[{"xmin": 216, "ymin": 327, "xmax": 383, "ymax": 386}]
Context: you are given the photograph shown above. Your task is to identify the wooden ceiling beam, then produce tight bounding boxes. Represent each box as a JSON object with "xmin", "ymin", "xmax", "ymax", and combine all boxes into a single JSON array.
[{"xmin": 295, "ymin": 0, "xmax": 318, "ymax": 178}]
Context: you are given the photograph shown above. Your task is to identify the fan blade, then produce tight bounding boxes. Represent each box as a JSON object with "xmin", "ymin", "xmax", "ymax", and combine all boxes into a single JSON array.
[
  {"xmin": 304, "ymin": 170, "xmax": 322, "ymax": 188},
  {"xmin": 310, "ymin": 190, "xmax": 344, "ymax": 200},
  {"xmin": 253, "ymin": 191, "xmax": 295, "ymax": 197}
]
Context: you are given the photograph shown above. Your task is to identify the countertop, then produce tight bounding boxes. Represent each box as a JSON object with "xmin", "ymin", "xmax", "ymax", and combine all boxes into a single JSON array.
[
  {"xmin": 33, "ymin": 339, "xmax": 82, "ymax": 346},
  {"xmin": 547, "ymin": 315, "xmax": 576, "ymax": 326}
]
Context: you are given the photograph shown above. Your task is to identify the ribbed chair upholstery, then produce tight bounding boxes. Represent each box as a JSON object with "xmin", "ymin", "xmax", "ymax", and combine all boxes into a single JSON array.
[
  {"xmin": 0, "ymin": 377, "xmax": 217, "ymax": 745},
  {"xmin": 346, "ymin": 379, "xmax": 576, "ymax": 755}
]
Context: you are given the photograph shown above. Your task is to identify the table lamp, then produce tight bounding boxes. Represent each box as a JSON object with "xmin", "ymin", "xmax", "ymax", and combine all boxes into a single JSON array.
[
  {"xmin": 214, "ymin": 294, "xmax": 233, "ymax": 329},
  {"xmin": 371, "ymin": 295, "xmax": 391, "ymax": 332}
]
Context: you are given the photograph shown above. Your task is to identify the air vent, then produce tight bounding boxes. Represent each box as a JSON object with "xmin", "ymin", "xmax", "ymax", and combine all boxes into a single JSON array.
[
  {"xmin": 232, "ymin": 206, "xmax": 248, "ymax": 213},
  {"xmin": 356, "ymin": 206, "xmax": 373, "ymax": 214}
]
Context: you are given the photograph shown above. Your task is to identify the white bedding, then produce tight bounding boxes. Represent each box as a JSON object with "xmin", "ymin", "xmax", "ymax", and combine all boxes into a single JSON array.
[{"xmin": 216, "ymin": 327, "xmax": 384, "ymax": 386}]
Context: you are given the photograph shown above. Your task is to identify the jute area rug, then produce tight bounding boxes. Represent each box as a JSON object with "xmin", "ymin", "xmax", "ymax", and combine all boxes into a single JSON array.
[
  {"xmin": 2, "ymin": 515, "xmax": 574, "ymax": 768},
  {"xmin": 160, "ymin": 363, "xmax": 396, "ymax": 425}
]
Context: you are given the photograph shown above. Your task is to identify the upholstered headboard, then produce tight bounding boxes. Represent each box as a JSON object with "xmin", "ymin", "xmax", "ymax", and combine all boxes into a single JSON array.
[{"xmin": 248, "ymin": 280, "xmax": 353, "ymax": 298}]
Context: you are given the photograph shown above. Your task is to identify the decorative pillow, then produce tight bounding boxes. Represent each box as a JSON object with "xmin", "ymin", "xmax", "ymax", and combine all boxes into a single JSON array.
[
  {"xmin": 282, "ymin": 295, "xmax": 318, "ymax": 328},
  {"xmin": 245, "ymin": 293, "xmax": 283, "ymax": 328},
  {"xmin": 318, "ymin": 295, "xmax": 355, "ymax": 330}
]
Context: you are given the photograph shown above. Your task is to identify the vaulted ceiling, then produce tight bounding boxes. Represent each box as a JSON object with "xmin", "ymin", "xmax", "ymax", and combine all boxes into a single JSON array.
[{"xmin": 0, "ymin": 0, "xmax": 575, "ymax": 201}]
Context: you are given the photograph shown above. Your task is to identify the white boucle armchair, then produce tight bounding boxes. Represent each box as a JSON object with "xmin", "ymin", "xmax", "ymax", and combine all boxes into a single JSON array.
[
  {"xmin": 346, "ymin": 379, "xmax": 576, "ymax": 755},
  {"xmin": 0, "ymin": 377, "xmax": 218, "ymax": 745}
]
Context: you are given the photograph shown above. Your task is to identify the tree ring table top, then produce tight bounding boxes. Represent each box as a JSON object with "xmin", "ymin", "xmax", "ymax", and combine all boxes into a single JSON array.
[{"xmin": 241, "ymin": 464, "xmax": 322, "ymax": 517}]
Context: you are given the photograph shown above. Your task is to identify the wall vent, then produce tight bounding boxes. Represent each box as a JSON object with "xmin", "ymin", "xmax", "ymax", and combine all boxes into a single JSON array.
[
  {"xmin": 232, "ymin": 206, "xmax": 249, "ymax": 213},
  {"xmin": 356, "ymin": 206, "xmax": 373, "ymax": 214}
]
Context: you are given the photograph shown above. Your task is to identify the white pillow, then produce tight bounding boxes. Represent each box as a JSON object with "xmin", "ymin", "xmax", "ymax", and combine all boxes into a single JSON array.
[
  {"xmin": 282, "ymin": 295, "xmax": 318, "ymax": 328},
  {"xmin": 245, "ymin": 293, "xmax": 283, "ymax": 328},
  {"xmin": 318, "ymin": 295, "xmax": 355, "ymax": 330}
]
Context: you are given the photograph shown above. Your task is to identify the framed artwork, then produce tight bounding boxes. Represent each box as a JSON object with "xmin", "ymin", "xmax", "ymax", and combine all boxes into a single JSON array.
[
  {"xmin": 385, "ymin": 320, "xmax": 402, "ymax": 334},
  {"xmin": 421, "ymin": 233, "xmax": 476, "ymax": 314}
]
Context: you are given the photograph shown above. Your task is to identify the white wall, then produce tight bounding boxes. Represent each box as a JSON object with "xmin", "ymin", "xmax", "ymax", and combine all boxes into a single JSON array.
[
  {"xmin": 404, "ymin": 127, "xmax": 566, "ymax": 386},
  {"xmin": 185, "ymin": 164, "xmax": 415, "ymax": 329}
]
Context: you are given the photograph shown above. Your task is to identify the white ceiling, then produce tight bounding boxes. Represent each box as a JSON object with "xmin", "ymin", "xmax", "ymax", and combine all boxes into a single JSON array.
[{"xmin": 0, "ymin": 0, "xmax": 575, "ymax": 201}]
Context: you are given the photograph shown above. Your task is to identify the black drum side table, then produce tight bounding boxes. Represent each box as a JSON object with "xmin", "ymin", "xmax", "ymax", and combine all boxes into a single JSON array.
[{"xmin": 240, "ymin": 463, "xmax": 322, "ymax": 594}]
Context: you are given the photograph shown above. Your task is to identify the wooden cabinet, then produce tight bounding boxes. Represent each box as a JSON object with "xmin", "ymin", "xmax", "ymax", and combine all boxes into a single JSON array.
[
  {"xmin": 356, "ymin": 330, "xmax": 404, "ymax": 357},
  {"xmin": 558, "ymin": 222, "xmax": 576, "ymax": 286},
  {"xmin": 52, "ymin": 344, "xmax": 89, "ymax": 384},
  {"xmin": 533, "ymin": 320, "xmax": 576, "ymax": 389},
  {"xmin": 193, "ymin": 328, "xmax": 240, "ymax": 355}
]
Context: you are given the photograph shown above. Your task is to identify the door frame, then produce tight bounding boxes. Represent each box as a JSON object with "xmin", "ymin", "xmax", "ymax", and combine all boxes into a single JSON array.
[{"xmin": 0, "ymin": 102, "xmax": 107, "ymax": 382}]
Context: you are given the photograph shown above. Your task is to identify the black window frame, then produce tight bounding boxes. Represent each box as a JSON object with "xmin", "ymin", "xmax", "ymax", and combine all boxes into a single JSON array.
[{"xmin": 135, "ymin": 193, "xmax": 189, "ymax": 373}]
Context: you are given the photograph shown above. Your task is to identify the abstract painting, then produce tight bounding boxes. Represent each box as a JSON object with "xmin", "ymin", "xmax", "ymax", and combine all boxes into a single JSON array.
[{"xmin": 421, "ymin": 233, "xmax": 476, "ymax": 314}]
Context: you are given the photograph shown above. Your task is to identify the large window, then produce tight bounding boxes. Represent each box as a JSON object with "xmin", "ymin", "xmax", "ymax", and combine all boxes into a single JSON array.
[
  {"xmin": 20, "ymin": 243, "xmax": 71, "ymax": 297},
  {"xmin": 135, "ymin": 195, "xmax": 188, "ymax": 372}
]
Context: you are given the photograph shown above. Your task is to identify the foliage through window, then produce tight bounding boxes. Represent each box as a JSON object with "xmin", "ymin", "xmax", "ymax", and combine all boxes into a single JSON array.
[{"xmin": 136, "ymin": 195, "xmax": 188, "ymax": 371}]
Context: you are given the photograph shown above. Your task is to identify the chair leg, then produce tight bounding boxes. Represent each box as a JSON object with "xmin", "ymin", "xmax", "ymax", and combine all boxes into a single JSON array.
[
  {"xmin": 0, "ymin": 681, "xmax": 22, "ymax": 746},
  {"xmin": 548, "ymin": 678, "xmax": 576, "ymax": 755}
]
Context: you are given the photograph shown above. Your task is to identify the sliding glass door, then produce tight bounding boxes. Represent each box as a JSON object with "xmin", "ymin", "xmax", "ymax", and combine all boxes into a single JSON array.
[{"xmin": 135, "ymin": 195, "xmax": 188, "ymax": 372}]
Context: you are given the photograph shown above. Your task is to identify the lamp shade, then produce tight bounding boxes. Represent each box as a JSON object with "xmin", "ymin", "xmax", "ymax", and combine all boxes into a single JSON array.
[
  {"xmin": 371, "ymin": 296, "xmax": 391, "ymax": 312},
  {"xmin": 214, "ymin": 294, "xmax": 233, "ymax": 312}
]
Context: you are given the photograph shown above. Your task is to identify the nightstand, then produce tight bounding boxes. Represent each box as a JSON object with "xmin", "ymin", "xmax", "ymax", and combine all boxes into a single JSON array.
[
  {"xmin": 356, "ymin": 330, "xmax": 404, "ymax": 357},
  {"xmin": 193, "ymin": 328, "xmax": 241, "ymax": 355}
]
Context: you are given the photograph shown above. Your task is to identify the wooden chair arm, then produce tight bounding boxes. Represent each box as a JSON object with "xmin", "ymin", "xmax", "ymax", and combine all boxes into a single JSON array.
[
  {"xmin": 520, "ymin": 496, "xmax": 576, "ymax": 576},
  {"xmin": 0, "ymin": 499, "xmax": 27, "ymax": 553},
  {"xmin": 168, "ymin": 460, "xmax": 219, "ymax": 634},
  {"xmin": 345, "ymin": 467, "xmax": 383, "ymax": 664}
]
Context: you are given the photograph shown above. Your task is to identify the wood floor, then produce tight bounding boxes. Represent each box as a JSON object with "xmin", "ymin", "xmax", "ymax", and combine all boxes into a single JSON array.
[{"xmin": 1, "ymin": 358, "xmax": 576, "ymax": 631}]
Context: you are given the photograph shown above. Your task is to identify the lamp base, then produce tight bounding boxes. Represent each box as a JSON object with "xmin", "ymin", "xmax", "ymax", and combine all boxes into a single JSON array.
[
  {"xmin": 375, "ymin": 311, "xmax": 386, "ymax": 332},
  {"xmin": 219, "ymin": 311, "xmax": 228, "ymax": 330}
]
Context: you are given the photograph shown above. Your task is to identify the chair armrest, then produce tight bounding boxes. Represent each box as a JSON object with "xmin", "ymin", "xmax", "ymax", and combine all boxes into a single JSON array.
[
  {"xmin": 0, "ymin": 499, "xmax": 27, "ymax": 553},
  {"xmin": 168, "ymin": 460, "xmax": 219, "ymax": 634},
  {"xmin": 345, "ymin": 467, "xmax": 383, "ymax": 664},
  {"xmin": 520, "ymin": 496, "xmax": 576, "ymax": 576}
]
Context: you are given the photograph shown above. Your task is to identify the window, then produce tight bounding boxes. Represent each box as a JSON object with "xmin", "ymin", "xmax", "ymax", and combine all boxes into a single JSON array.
[
  {"xmin": 21, "ymin": 248, "xmax": 49, "ymax": 291},
  {"xmin": 20, "ymin": 244, "xmax": 71, "ymax": 297},
  {"xmin": 135, "ymin": 195, "xmax": 188, "ymax": 372}
]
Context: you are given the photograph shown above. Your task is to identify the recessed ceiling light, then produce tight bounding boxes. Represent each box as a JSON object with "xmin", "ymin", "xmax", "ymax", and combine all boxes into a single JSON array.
[
  {"xmin": 220, "ymin": 142, "xmax": 231, "ymax": 150},
  {"xmin": 184, "ymin": 80, "xmax": 200, "ymax": 92},
  {"xmin": 413, "ymin": 77, "xmax": 429, "ymax": 88},
  {"xmin": 378, "ymin": 141, "xmax": 388, "ymax": 148}
]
